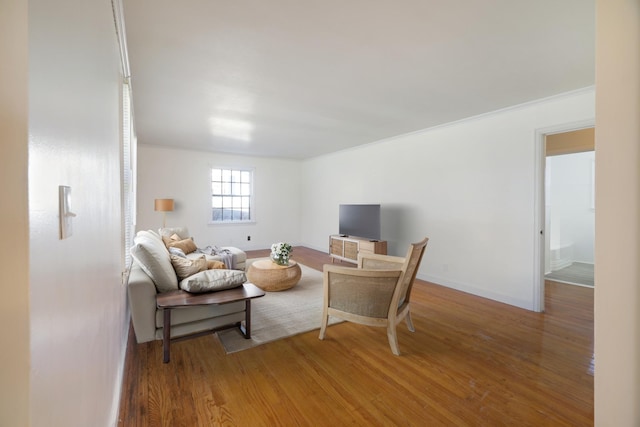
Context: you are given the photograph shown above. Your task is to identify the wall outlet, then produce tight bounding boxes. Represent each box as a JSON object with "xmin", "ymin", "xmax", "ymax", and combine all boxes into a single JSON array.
[{"xmin": 247, "ymin": 235, "xmax": 251, "ymax": 241}]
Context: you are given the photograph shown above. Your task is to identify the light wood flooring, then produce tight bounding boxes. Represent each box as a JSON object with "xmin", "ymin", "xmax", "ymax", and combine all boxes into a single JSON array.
[{"xmin": 118, "ymin": 247, "xmax": 594, "ymax": 426}]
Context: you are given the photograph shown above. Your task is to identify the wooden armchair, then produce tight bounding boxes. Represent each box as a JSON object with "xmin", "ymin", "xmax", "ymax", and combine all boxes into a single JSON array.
[{"xmin": 319, "ymin": 238, "xmax": 429, "ymax": 355}]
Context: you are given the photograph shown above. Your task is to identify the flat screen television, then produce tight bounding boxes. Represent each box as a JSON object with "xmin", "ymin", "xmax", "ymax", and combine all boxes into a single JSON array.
[{"xmin": 339, "ymin": 204, "xmax": 381, "ymax": 240}]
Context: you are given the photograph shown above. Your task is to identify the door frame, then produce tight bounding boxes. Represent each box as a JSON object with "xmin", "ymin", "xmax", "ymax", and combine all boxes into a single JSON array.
[{"xmin": 532, "ymin": 119, "xmax": 595, "ymax": 312}]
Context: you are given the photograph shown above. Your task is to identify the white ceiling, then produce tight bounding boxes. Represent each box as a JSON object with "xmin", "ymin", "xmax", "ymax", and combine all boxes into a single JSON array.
[{"xmin": 123, "ymin": 0, "xmax": 594, "ymax": 160}]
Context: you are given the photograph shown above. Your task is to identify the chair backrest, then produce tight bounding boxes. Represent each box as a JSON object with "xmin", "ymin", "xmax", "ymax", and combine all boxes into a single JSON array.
[{"xmin": 391, "ymin": 238, "xmax": 429, "ymax": 311}]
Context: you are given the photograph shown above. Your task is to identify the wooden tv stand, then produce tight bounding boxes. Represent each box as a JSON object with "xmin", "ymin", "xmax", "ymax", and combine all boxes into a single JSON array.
[{"xmin": 329, "ymin": 235, "xmax": 387, "ymax": 264}]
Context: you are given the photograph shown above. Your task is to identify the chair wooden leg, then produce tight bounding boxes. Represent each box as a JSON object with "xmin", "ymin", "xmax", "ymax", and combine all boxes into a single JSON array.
[
  {"xmin": 387, "ymin": 325, "xmax": 400, "ymax": 356},
  {"xmin": 405, "ymin": 311, "xmax": 415, "ymax": 332},
  {"xmin": 319, "ymin": 310, "xmax": 328, "ymax": 340}
]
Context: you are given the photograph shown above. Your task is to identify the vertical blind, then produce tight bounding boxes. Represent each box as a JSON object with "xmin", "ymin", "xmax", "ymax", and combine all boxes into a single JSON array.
[{"xmin": 122, "ymin": 80, "xmax": 136, "ymax": 270}]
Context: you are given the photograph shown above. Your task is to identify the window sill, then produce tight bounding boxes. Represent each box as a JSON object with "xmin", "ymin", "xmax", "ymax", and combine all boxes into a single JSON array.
[{"xmin": 208, "ymin": 220, "xmax": 256, "ymax": 226}]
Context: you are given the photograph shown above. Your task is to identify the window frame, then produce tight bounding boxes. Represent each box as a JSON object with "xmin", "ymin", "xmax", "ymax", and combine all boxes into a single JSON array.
[{"xmin": 209, "ymin": 166, "xmax": 255, "ymax": 224}]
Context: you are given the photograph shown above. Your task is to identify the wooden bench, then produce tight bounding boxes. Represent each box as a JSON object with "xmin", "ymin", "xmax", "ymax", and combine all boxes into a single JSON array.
[{"xmin": 156, "ymin": 283, "xmax": 265, "ymax": 363}]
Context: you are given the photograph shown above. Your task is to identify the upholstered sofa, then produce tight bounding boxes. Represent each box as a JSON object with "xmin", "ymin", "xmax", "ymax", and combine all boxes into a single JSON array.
[{"xmin": 127, "ymin": 227, "xmax": 248, "ymax": 343}]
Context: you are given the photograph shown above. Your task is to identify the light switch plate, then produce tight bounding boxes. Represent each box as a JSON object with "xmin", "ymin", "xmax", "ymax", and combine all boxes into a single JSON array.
[{"xmin": 59, "ymin": 185, "xmax": 75, "ymax": 239}]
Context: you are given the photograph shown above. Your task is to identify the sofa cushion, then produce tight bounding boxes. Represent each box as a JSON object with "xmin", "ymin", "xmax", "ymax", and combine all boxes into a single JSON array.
[
  {"xmin": 159, "ymin": 227, "xmax": 190, "ymax": 240},
  {"xmin": 131, "ymin": 233, "xmax": 178, "ymax": 293},
  {"xmin": 154, "ymin": 301, "xmax": 246, "ymax": 330},
  {"xmin": 179, "ymin": 269, "xmax": 247, "ymax": 293}
]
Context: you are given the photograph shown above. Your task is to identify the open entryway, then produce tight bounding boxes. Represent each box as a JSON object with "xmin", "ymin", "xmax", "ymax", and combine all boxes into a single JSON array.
[
  {"xmin": 544, "ymin": 145, "xmax": 595, "ymax": 287},
  {"xmin": 533, "ymin": 122, "xmax": 595, "ymax": 312}
]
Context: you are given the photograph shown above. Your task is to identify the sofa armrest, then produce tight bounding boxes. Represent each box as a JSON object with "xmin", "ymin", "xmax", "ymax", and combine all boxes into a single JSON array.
[{"xmin": 127, "ymin": 262, "xmax": 159, "ymax": 343}]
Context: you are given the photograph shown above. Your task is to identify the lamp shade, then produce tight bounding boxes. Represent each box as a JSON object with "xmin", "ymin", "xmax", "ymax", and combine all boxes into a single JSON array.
[{"xmin": 154, "ymin": 199, "xmax": 174, "ymax": 212}]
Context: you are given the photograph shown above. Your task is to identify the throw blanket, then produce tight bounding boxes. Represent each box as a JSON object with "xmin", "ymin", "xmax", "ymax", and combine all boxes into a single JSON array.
[{"xmin": 196, "ymin": 246, "xmax": 234, "ymax": 269}]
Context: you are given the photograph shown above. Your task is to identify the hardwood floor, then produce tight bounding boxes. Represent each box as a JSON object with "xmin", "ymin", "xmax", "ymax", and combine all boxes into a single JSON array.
[{"xmin": 118, "ymin": 247, "xmax": 594, "ymax": 426}]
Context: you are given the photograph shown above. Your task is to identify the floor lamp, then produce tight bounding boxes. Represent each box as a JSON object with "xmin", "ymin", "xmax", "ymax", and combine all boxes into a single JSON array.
[{"xmin": 154, "ymin": 199, "xmax": 174, "ymax": 228}]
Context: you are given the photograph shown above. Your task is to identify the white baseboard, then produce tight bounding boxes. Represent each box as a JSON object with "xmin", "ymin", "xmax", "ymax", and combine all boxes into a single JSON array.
[
  {"xmin": 551, "ymin": 259, "xmax": 573, "ymax": 271},
  {"xmin": 110, "ymin": 309, "xmax": 130, "ymax": 426},
  {"xmin": 417, "ymin": 272, "xmax": 534, "ymax": 311}
]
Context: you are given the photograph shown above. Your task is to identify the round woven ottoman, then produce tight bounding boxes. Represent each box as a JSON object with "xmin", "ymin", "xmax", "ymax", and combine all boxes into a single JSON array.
[{"xmin": 247, "ymin": 259, "xmax": 302, "ymax": 292}]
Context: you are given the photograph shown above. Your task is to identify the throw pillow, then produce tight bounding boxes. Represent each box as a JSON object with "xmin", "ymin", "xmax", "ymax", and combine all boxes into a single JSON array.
[
  {"xmin": 170, "ymin": 256, "xmax": 227, "ymax": 281},
  {"xmin": 161, "ymin": 233, "xmax": 182, "ymax": 247},
  {"xmin": 179, "ymin": 269, "xmax": 247, "ymax": 293},
  {"xmin": 137, "ymin": 229, "xmax": 162, "ymax": 243},
  {"xmin": 166, "ymin": 238, "xmax": 197, "ymax": 254},
  {"xmin": 170, "ymin": 255, "xmax": 208, "ymax": 281},
  {"xmin": 207, "ymin": 260, "xmax": 226, "ymax": 270}
]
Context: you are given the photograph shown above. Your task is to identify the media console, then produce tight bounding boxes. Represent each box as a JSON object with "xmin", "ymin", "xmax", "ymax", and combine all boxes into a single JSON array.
[{"xmin": 329, "ymin": 235, "xmax": 388, "ymax": 264}]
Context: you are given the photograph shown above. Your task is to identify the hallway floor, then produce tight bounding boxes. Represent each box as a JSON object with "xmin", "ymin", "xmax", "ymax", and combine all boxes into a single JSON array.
[{"xmin": 545, "ymin": 262, "xmax": 594, "ymax": 287}]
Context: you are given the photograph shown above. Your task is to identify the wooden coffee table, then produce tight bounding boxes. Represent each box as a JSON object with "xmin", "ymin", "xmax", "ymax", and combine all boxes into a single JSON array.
[
  {"xmin": 156, "ymin": 283, "xmax": 265, "ymax": 363},
  {"xmin": 246, "ymin": 259, "xmax": 302, "ymax": 291}
]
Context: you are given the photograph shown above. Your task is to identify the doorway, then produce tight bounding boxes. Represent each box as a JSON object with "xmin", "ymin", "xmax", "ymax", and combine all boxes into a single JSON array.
[
  {"xmin": 544, "ymin": 148, "xmax": 595, "ymax": 287},
  {"xmin": 533, "ymin": 122, "xmax": 595, "ymax": 312}
]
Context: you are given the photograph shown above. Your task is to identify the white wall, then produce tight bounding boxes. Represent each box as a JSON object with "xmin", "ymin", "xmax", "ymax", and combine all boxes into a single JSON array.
[
  {"xmin": 27, "ymin": 1, "xmax": 128, "ymax": 426},
  {"xmin": 547, "ymin": 152, "xmax": 595, "ymax": 266},
  {"xmin": 136, "ymin": 145, "xmax": 302, "ymax": 251},
  {"xmin": 594, "ymin": 0, "xmax": 640, "ymax": 424},
  {"xmin": 0, "ymin": 1, "xmax": 634, "ymax": 424},
  {"xmin": 301, "ymin": 89, "xmax": 595, "ymax": 310},
  {"xmin": 0, "ymin": 1, "xmax": 30, "ymax": 426}
]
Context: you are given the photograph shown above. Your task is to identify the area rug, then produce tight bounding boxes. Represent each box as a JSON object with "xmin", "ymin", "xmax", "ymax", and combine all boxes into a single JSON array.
[{"xmin": 216, "ymin": 259, "xmax": 342, "ymax": 353}]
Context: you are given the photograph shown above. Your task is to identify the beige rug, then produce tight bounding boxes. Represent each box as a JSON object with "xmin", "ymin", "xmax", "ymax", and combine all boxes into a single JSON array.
[{"xmin": 216, "ymin": 259, "xmax": 342, "ymax": 353}]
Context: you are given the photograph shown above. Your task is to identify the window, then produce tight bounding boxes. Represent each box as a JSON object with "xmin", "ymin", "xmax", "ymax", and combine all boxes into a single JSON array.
[{"xmin": 211, "ymin": 167, "xmax": 253, "ymax": 222}]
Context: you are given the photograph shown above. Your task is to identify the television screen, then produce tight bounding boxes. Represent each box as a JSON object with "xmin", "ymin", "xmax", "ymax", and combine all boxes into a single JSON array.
[{"xmin": 339, "ymin": 204, "xmax": 381, "ymax": 240}]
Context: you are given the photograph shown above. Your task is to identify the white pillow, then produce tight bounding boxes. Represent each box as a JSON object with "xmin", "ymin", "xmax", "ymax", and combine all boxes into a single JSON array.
[
  {"xmin": 179, "ymin": 269, "xmax": 246, "ymax": 293},
  {"xmin": 137, "ymin": 229, "xmax": 162, "ymax": 243},
  {"xmin": 168, "ymin": 247, "xmax": 187, "ymax": 258},
  {"xmin": 131, "ymin": 234, "xmax": 178, "ymax": 293},
  {"xmin": 145, "ymin": 229, "xmax": 162, "ymax": 241}
]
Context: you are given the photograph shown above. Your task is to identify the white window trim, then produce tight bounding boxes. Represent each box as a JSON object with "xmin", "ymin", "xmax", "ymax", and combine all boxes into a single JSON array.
[{"xmin": 208, "ymin": 166, "xmax": 256, "ymax": 224}]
